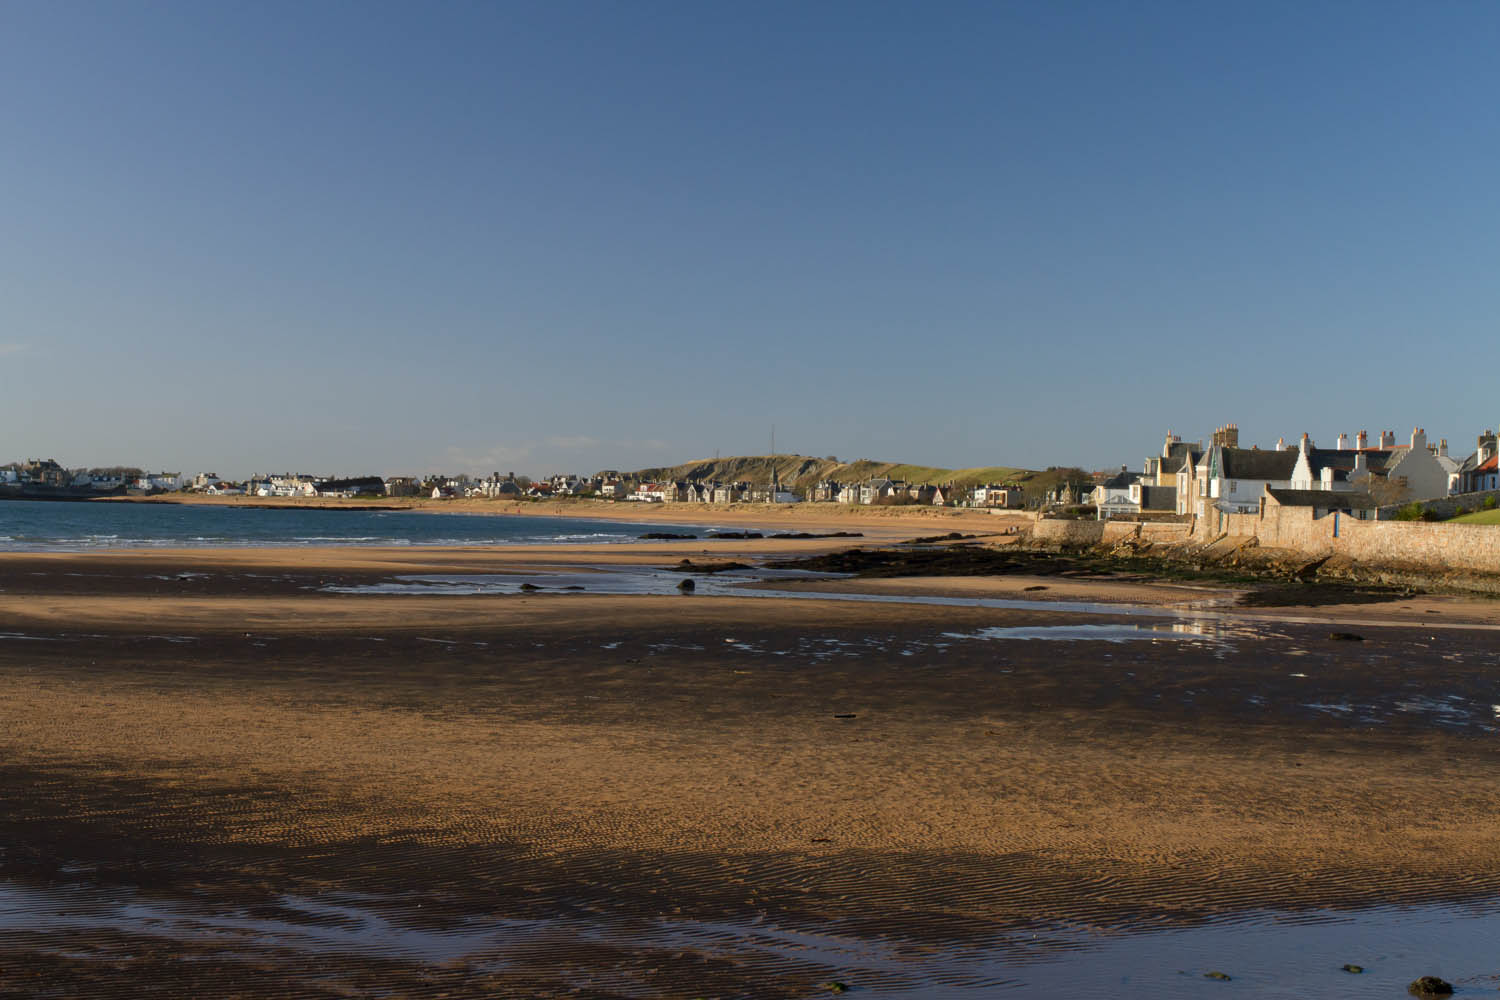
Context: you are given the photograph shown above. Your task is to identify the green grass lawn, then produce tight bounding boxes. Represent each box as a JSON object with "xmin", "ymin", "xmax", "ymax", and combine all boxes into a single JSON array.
[{"xmin": 1448, "ymin": 508, "xmax": 1500, "ymax": 524}]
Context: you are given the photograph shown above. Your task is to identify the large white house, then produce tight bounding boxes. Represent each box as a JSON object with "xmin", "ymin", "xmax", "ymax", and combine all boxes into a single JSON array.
[
  {"xmin": 1177, "ymin": 425, "xmax": 1297, "ymax": 517},
  {"xmin": 1288, "ymin": 428, "xmax": 1452, "ymax": 501}
]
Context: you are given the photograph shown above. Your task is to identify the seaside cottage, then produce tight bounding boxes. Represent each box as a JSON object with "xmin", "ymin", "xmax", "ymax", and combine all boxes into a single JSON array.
[
  {"xmin": 971, "ymin": 484, "xmax": 1025, "ymax": 509},
  {"xmin": 807, "ymin": 480, "xmax": 842, "ymax": 503},
  {"xmin": 1457, "ymin": 428, "xmax": 1500, "ymax": 493},
  {"xmin": 859, "ymin": 478, "xmax": 903, "ymax": 505},
  {"xmin": 1262, "ymin": 486, "xmax": 1379, "ymax": 521},
  {"xmin": 1092, "ymin": 467, "xmax": 1142, "ymax": 520}
]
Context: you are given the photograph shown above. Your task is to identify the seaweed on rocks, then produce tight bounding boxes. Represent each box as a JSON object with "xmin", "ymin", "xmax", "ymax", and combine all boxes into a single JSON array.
[
  {"xmin": 766, "ymin": 546, "xmax": 1049, "ymax": 578},
  {"xmin": 769, "ymin": 531, "xmax": 864, "ymax": 539},
  {"xmin": 768, "ymin": 544, "xmax": 1421, "ymax": 605},
  {"xmin": 669, "ymin": 559, "xmax": 752, "ymax": 574}
]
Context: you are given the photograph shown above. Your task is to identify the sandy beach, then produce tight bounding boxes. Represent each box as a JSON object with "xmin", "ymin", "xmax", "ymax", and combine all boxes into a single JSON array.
[{"xmin": 3, "ymin": 523, "xmax": 1500, "ymax": 996}]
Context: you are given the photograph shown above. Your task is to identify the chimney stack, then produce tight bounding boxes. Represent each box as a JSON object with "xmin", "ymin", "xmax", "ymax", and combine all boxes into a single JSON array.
[
  {"xmin": 1379, "ymin": 430, "xmax": 1395, "ymax": 449},
  {"xmin": 1213, "ymin": 423, "xmax": 1241, "ymax": 448},
  {"xmin": 1275, "ymin": 436, "xmax": 1287, "ymax": 451},
  {"xmin": 1356, "ymin": 430, "xmax": 1368, "ymax": 450},
  {"xmin": 1440, "ymin": 438, "xmax": 1449, "ymax": 458},
  {"xmin": 1336, "ymin": 433, "xmax": 1348, "ymax": 450}
]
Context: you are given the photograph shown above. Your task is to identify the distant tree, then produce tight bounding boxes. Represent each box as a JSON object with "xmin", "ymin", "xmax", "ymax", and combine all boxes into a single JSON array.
[{"xmin": 1364, "ymin": 474, "xmax": 1411, "ymax": 507}]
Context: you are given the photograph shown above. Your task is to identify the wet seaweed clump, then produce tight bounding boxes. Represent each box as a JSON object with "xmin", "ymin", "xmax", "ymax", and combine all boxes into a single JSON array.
[
  {"xmin": 766, "ymin": 546, "xmax": 1038, "ymax": 578},
  {"xmin": 707, "ymin": 531, "xmax": 764, "ymax": 540},
  {"xmin": 769, "ymin": 531, "xmax": 864, "ymax": 539},
  {"xmin": 639, "ymin": 532, "xmax": 697, "ymax": 540},
  {"xmin": 670, "ymin": 559, "xmax": 751, "ymax": 574},
  {"xmin": 903, "ymin": 531, "xmax": 976, "ymax": 544},
  {"xmin": 1408, "ymin": 976, "xmax": 1453, "ymax": 997},
  {"xmin": 1238, "ymin": 582, "xmax": 1411, "ymax": 608}
]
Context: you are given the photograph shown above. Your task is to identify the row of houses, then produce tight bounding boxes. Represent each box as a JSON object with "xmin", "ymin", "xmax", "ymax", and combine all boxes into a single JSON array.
[
  {"xmin": 1091, "ymin": 420, "xmax": 1499, "ymax": 522},
  {"xmin": 616, "ymin": 476, "xmax": 1029, "ymax": 508},
  {"xmin": 0, "ymin": 460, "xmax": 188, "ymax": 494}
]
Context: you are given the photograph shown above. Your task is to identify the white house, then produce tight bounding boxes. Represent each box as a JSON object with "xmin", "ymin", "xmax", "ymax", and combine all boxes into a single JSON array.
[
  {"xmin": 1289, "ymin": 428, "xmax": 1453, "ymax": 501},
  {"xmin": 631, "ymin": 483, "xmax": 668, "ymax": 502},
  {"xmin": 1091, "ymin": 468, "xmax": 1141, "ymax": 520},
  {"xmin": 1179, "ymin": 425, "xmax": 1298, "ymax": 517},
  {"xmin": 137, "ymin": 472, "xmax": 184, "ymax": 492},
  {"xmin": 970, "ymin": 484, "xmax": 1025, "ymax": 509}
]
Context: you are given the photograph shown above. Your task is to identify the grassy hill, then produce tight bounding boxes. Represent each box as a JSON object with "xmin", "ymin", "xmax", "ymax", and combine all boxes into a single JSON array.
[
  {"xmin": 1448, "ymin": 509, "xmax": 1500, "ymax": 525},
  {"xmin": 614, "ymin": 455, "xmax": 1047, "ymax": 492}
]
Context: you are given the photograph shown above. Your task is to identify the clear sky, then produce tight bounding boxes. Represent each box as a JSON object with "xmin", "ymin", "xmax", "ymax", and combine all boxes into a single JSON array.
[{"xmin": 4, "ymin": 1, "xmax": 1498, "ymax": 478}]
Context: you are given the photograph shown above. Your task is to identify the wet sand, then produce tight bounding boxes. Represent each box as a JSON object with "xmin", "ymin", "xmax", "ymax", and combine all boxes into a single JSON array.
[{"xmin": 3, "ymin": 540, "xmax": 1500, "ymax": 996}]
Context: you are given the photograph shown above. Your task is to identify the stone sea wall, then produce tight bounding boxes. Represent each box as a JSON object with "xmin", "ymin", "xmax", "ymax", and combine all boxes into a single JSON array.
[{"xmin": 1027, "ymin": 505, "xmax": 1500, "ymax": 589}]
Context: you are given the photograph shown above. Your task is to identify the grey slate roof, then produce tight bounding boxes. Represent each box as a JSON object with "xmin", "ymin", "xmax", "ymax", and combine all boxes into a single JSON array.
[
  {"xmin": 1218, "ymin": 448, "xmax": 1298, "ymax": 480},
  {"xmin": 1305, "ymin": 447, "xmax": 1398, "ymax": 475},
  {"xmin": 1165, "ymin": 441, "xmax": 1200, "ymax": 465},
  {"xmin": 1172, "ymin": 449, "xmax": 1202, "ymax": 475},
  {"xmin": 1266, "ymin": 488, "xmax": 1378, "ymax": 510}
]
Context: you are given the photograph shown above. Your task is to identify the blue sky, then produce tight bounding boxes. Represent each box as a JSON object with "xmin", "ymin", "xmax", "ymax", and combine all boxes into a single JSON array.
[{"xmin": 3, "ymin": 1, "xmax": 1498, "ymax": 477}]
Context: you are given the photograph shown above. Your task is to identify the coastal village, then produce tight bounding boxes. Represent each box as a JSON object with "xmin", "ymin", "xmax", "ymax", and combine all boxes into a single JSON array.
[{"xmin": 7, "ymin": 419, "xmax": 1500, "ymax": 525}]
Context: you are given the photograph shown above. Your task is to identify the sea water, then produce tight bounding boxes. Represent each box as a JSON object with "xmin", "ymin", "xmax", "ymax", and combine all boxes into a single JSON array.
[{"xmin": 0, "ymin": 499, "xmax": 701, "ymax": 550}]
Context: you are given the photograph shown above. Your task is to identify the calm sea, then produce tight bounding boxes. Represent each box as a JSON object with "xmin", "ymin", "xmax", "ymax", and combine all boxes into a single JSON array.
[{"xmin": 0, "ymin": 500, "xmax": 702, "ymax": 551}]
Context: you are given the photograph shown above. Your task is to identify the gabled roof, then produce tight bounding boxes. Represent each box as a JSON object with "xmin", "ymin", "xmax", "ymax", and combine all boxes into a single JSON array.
[
  {"xmin": 1164, "ymin": 441, "xmax": 1200, "ymax": 465},
  {"xmin": 1218, "ymin": 448, "xmax": 1297, "ymax": 480},
  {"xmin": 1266, "ymin": 487, "xmax": 1378, "ymax": 510},
  {"xmin": 1301, "ymin": 447, "xmax": 1399, "ymax": 477}
]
